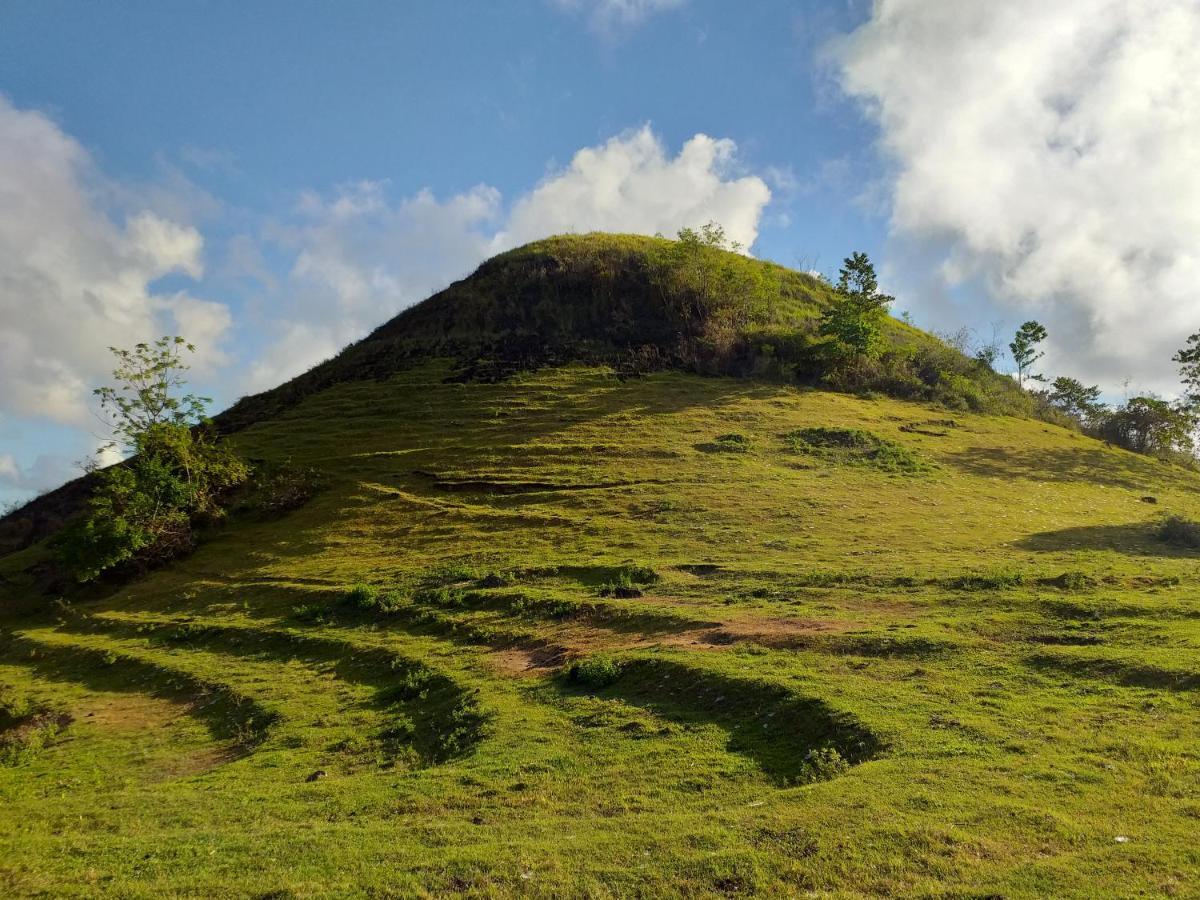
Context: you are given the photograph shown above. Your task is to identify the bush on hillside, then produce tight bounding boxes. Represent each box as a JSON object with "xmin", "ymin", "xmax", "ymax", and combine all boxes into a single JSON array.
[
  {"xmin": 237, "ymin": 462, "xmax": 321, "ymax": 518},
  {"xmin": 697, "ymin": 433, "xmax": 753, "ymax": 453},
  {"xmin": 53, "ymin": 338, "xmax": 250, "ymax": 583},
  {"xmin": 648, "ymin": 223, "xmax": 776, "ymax": 339},
  {"xmin": 1091, "ymin": 397, "xmax": 1197, "ymax": 460},
  {"xmin": 1155, "ymin": 515, "xmax": 1200, "ymax": 549},
  {"xmin": 55, "ymin": 423, "xmax": 247, "ymax": 582},
  {"xmin": 597, "ymin": 564, "xmax": 660, "ymax": 598},
  {"xmin": 566, "ymin": 655, "xmax": 624, "ymax": 689},
  {"xmin": 784, "ymin": 427, "xmax": 929, "ymax": 474}
]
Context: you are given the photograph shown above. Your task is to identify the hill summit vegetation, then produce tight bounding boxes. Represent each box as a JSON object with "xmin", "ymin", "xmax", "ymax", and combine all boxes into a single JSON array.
[
  {"xmin": 217, "ymin": 230, "xmax": 1035, "ymax": 431},
  {"xmin": 3, "ymin": 230, "xmax": 1200, "ymax": 897}
]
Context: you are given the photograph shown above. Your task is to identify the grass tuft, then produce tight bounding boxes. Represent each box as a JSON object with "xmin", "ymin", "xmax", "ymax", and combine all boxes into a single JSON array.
[{"xmin": 784, "ymin": 427, "xmax": 929, "ymax": 474}]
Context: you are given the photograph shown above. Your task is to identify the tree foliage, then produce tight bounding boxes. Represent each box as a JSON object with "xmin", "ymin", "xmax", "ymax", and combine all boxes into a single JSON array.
[
  {"xmin": 1093, "ymin": 396, "xmax": 1196, "ymax": 458},
  {"xmin": 55, "ymin": 338, "xmax": 247, "ymax": 582},
  {"xmin": 93, "ymin": 337, "xmax": 211, "ymax": 451},
  {"xmin": 819, "ymin": 252, "xmax": 894, "ymax": 361},
  {"xmin": 1047, "ymin": 376, "xmax": 1103, "ymax": 423},
  {"xmin": 1172, "ymin": 332, "xmax": 1200, "ymax": 409},
  {"xmin": 1009, "ymin": 321, "xmax": 1047, "ymax": 387}
]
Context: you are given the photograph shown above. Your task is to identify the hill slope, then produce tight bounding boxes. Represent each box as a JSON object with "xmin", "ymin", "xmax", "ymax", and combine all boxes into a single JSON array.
[{"xmin": 2, "ymin": 237, "xmax": 1200, "ymax": 897}]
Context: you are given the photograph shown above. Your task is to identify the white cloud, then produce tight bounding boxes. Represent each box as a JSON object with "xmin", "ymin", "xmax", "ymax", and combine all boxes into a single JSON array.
[
  {"xmin": 0, "ymin": 95, "xmax": 231, "ymax": 427},
  {"xmin": 243, "ymin": 181, "xmax": 500, "ymax": 392},
  {"xmin": 834, "ymin": 0, "xmax": 1200, "ymax": 392},
  {"xmin": 250, "ymin": 127, "xmax": 771, "ymax": 390},
  {"xmin": 498, "ymin": 127, "xmax": 770, "ymax": 252},
  {"xmin": 0, "ymin": 451, "xmax": 74, "ymax": 497},
  {"xmin": 552, "ymin": 0, "xmax": 685, "ymax": 35}
]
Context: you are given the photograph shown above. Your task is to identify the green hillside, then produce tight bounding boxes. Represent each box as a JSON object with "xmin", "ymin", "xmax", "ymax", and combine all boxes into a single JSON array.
[{"xmin": 2, "ymin": 236, "xmax": 1200, "ymax": 897}]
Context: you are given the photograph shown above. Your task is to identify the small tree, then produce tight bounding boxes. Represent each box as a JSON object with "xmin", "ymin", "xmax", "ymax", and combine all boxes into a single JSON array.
[
  {"xmin": 94, "ymin": 337, "xmax": 211, "ymax": 452},
  {"xmin": 1172, "ymin": 332, "xmax": 1200, "ymax": 409},
  {"xmin": 56, "ymin": 338, "xmax": 247, "ymax": 581},
  {"xmin": 1047, "ymin": 376, "xmax": 1104, "ymax": 423},
  {"xmin": 1009, "ymin": 321, "xmax": 1047, "ymax": 387},
  {"xmin": 819, "ymin": 251, "xmax": 894, "ymax": 360}
]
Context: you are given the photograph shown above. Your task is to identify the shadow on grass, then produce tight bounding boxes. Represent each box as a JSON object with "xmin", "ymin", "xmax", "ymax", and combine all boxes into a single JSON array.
[
  {"xmin": 559, "ymin": 657, "xmax": 882, "ymax": 785},
  {"xmin": 62, "ymin": 616, "xmax": 490, "ymax": 765},
  {"xmin": 1025, "ymin": 652, "xmax": 1200, "ymax": 692},
  {"xmin": 944, "ymin": 446, "xmax": 1177, "ymax": 491},
  {"xmin": 1016, "ymin": 523, "xmax": 1199, "ymax": 557},
  {"xmin": 0, "ymin": 631, "xmax": 276, "ymax": 750}
]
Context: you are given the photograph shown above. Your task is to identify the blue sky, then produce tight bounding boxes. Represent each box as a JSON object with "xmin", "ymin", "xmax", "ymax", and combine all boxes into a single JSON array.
[{"xmin": 2, "ymin": 0, "xmax": 1198, "ymax": 506}]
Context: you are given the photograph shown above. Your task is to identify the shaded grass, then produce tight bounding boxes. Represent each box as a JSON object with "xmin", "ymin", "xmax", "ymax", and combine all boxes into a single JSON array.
[
  {"xmin": 0, "ymin": 631, "xmax": 276, "ymax": 750},
  {"xmin": 69, "ymin": 613, "xmax": 492, "ymax": 765},
  {"xmin": 558, "ymin": 656, "xmax": 882, "ymax": 786}
]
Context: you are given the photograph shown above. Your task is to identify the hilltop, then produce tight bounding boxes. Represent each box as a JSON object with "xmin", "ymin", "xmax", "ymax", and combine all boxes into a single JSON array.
[
  {"xmin": 216, "ymin": 232, "xmax": 1030, "ymax": 429},
  {"xmin": 2, "ymin": 234, "xmax": 1199, "ymax": 897}
]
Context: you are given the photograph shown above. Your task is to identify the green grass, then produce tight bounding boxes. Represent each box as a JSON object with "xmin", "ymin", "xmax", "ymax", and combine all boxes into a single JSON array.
[
  {"xmin": 3, "ymin": 360, "xmax": 1200, "ymax": 896},
  {"xmin": 784, "ymin": 425, "xmax": 931, "ymax": 473}
]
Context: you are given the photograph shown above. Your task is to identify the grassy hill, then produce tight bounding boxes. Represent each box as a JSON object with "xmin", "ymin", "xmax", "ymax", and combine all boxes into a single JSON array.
[{"xmin": 2, "ymin": 235, "xmax": 1200, "ymax": 897}]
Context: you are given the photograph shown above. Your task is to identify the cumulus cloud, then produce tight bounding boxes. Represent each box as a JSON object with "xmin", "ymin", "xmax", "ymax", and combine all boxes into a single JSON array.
[
  {"xmin": 244, "ymin": 181, "xmax": 500, "ymax": 391},
  {"xmin": 552, "ymin": 0, "xmax": 685, "ymax": 36},
  {"xmin": 0, "ymin": 95, "xmax": 230, "ymax": 427},
  {"xmin": 250, "ymin": 127, "xmax": 771, "ymax": 389},
  {"xmin": 0, "ymin": 451, "xmax": 74, "ymax": 498},
  {"xmin": 498, "ymin": 127, "xmax": 770, "ymax": 251},
  {"xmin": 834, "ymin": 0, "xmax": 1200, "ymax": 392}
]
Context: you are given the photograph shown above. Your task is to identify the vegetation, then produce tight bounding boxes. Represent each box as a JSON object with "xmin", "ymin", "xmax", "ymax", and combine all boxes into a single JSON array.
[
  {"xmin": 5, "ymin": 234, "xmax": 1200, "ymax": 895},
  {"xmin": 1047, "ymin": 376, "xmax": 1103, "ymax": 423},
  {"xmin": 818, "ymin": 250, "xmax": 894, "ymax": 362},
  {"xmin": 566, "ymin": 654, "xmax": 624, "ymax": 689},
  {"xmin": 3, "ymin": 357, "xmax": 1198, "ymax": 894},
  {"xmin": 784, "ymin": 426, "xmax": 929, "ymax": 474},
  {"xmin": 54, "ymin": 338, "xmax": 248, "ymax": 581},
  {"xmin": 210, "ymin": 233, "xmax": 1037, "ymax": 433},
  {"xmin": 1093, "ymin": 396, "xmax": 1197, "ymax": 459},
  {"xmin": 1171, "ymin": 331, "xmax": 1200, "ymax": 409},
  {"xmin": 1155, "ymin": 514, "xmax": 1200, "ymax": 549},
  {"xmin": 1010, "ymin": 320, "xmax": 1047, "ymax": 387},
  {"xmin": 0, "ymin": 689, "xmax": 71, "ymax": 766}
]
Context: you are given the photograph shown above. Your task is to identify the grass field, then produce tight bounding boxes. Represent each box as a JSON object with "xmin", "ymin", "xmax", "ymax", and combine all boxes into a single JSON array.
[{"xmin": 3, "ymin": 361, "xmax": 1200, "ymax": 897}]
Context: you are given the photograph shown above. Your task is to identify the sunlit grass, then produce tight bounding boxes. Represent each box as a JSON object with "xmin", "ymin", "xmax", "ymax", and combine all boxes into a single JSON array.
[{"xmin": 2, "ymin": 361, "xmax": 1199, "ymax": 897}]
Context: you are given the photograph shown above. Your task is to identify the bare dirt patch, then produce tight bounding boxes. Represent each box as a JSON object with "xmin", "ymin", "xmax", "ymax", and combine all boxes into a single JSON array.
[{"xmin": 487, "ymin": 645, "xmax": 568, "ymax": 677}]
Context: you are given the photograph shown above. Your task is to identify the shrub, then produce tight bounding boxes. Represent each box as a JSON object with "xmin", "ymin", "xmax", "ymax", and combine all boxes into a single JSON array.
[
  {"xmin": 54, "ymin": 337, "xmax": 251, "ymax": 582},
  {"xmin": 698, "ymin": 433, "xmax": 752, "ymax": 453},
  {"xmin": 784, "ymin": 427, "xmax": 928, "ymax": 474},
  {"xmin": 240, "ymin": 463, "xmax": 320, "ymax": 518},
  {"xmin": 1, "ymin": 690, "xmax": 72, "ymax": 766},
  {"xmin": 346, "ymin": 583, "xmax": 379, "ymax": 609},
  {"xmin": 596, "ymin": 564, "xmax": 660, "ymax": 598},
  {"xmin": 715, "ymin": 433, "xmax": 751, "ymax": 451},
  {"xmin": 292, "ymin": 603, "xmax": 333, "ymax": 625},
  {"xmin": 1043, "ymin": 571, "xmax": 1097, "ymax": 591},
  {"xmin": 566, "ymin": 655, "xmax": 624, "ymax": 689},
  {"xmin": 55, "ymin": 425, "xmax": 247, "ymax": 582},
  {"xmin": 377, "ymin": 590, "xmax": 407, "ymax": 612},
  {"xmin": 945, "ymin": 570, "xmax": 1026, "ymax": 591},
  {"xmin": 1092, "ymin": 397, "xmax": 1197, "ymax": 459},
  {"xmin": 1156, "ymin": 515, "xmax": 1200, "ymax": 549},
  {"xmin": 798, "ymin": 746, "xmax": 849, "ymax": 783},
  {"xmin": 476, "ymin": 572, "xmax": 512, "ymax": 588},
  {"xmin": 619, "ymin": 564, "xmax": 660, "ymax": 585}
]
